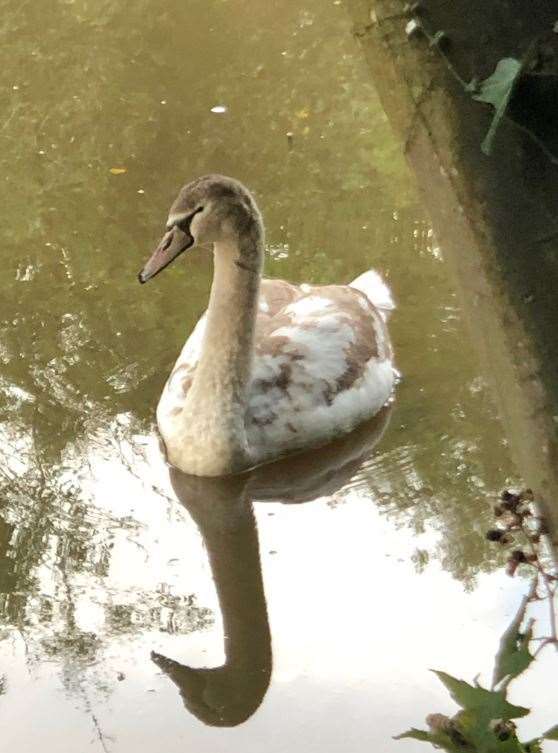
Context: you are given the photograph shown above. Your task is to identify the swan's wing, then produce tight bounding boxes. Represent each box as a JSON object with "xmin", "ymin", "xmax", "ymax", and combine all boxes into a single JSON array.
[{"xmin": 248, "ymin": 285, "xmax": 394, "ymax": 457}]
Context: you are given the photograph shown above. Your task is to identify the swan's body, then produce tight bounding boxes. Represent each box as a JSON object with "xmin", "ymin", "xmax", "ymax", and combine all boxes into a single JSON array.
[{"xmin": 139, "ymin": 175, "xmax": 396, "ymax": 477}]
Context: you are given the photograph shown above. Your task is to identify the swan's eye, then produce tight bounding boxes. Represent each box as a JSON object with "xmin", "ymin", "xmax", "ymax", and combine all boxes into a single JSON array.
[{"xmin": 176, "ymin": 206, "xmax": 204, "ymax": 233}]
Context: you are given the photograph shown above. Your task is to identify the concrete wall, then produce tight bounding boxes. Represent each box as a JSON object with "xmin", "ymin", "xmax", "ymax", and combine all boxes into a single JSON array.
[{"xmin": 347, "ymin": 0, "xmax": 558, "ymax": 540}]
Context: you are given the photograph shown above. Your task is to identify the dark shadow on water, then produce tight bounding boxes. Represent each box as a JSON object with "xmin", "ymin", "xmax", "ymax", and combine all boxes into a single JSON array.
[{"xmin": 151, "ymin": 406, "xmax": 391, "ymax": 727}]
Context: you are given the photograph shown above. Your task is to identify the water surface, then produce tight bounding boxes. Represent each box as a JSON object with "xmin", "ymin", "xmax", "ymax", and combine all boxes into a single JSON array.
[{"xmin": 0, "ymin": 1, "xmax": 556, "ymax": 751}]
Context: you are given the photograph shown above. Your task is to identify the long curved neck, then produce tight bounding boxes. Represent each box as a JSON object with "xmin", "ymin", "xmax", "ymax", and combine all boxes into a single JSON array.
[
  {"xmin": 195, "ymin": 236, "xmax": 262, "ymax": 400},
  {"xmin": 181, "ymin": 223, "xmax": 264, "ymax": 474}
]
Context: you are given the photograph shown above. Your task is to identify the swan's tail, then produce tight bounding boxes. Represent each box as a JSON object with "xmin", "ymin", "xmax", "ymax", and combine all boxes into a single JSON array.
[{"xmin": 349, "ymin": 270, "xmax": 395, "ymax": 322}]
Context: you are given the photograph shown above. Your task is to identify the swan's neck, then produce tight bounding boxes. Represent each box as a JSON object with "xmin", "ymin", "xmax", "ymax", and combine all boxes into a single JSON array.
[{"xmin": 177, "ymin": 228, "xmax": 263, "ymax": 475}]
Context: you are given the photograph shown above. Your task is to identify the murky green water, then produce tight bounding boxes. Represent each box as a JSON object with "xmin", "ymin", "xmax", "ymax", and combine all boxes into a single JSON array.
[{"xmin": 0, "ymin": 1, "xmax": 556, "ymax": 751}]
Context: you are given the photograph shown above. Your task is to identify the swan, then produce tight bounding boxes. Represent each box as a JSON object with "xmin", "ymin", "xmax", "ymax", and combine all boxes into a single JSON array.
[{"xmin": 139, "ymin": 174, "xmax": 396, "ymax": 477}]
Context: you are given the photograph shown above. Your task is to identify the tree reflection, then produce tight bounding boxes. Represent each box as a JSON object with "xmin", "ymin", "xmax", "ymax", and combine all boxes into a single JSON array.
[{"xmin": 0, "ymin": 420, "xmax": 213, "ymax": 689}]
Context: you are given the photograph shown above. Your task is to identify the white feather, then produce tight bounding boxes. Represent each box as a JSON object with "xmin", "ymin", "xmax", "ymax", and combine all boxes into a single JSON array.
[{"xmin": 350, "ymin": 270, "xmax": 395, "ymax": 321}]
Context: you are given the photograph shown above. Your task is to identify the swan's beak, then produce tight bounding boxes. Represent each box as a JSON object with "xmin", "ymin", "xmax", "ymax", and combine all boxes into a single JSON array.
[{"xmin": 138, "ymin": 226, "xmax": 195, "ymax": 283}]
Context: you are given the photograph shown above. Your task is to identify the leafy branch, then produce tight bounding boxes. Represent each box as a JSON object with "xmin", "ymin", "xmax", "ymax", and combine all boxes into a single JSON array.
[
  {"xmin": 488, "ymin": 490, "xmax": 557, "ymax": 653},
  {"xmin": 405, "ymin": 11, "xmax": 558, "ymax": 163},
  {"xmin": 396, "ymin": 489, "xmax": 557, "ymax": 752}
]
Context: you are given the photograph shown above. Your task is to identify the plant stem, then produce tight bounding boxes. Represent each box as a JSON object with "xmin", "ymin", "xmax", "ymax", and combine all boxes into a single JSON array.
[{"xmin": 517, "ymin": 513, "xmax": 558, "ymax": 654}]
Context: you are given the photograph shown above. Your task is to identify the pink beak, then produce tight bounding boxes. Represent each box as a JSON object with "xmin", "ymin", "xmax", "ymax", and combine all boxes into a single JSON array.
[{"xmin": 138, "ymin": 225, "xmax": 194, "ymax": 283}]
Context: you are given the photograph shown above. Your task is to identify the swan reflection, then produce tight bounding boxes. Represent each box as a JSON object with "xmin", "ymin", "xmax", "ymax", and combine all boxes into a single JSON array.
[{"xmin": 152, "ymin": 406, "xmax": 391, "ymax": 726}]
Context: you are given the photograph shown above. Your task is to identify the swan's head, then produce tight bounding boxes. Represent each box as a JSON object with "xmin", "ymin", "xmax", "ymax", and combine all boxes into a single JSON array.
[{"xmin": 138, "ymin": 174, "xmax": 261, "ymax": 283}]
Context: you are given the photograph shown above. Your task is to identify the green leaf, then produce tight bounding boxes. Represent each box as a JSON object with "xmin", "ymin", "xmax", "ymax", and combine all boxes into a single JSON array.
[
  {"xmin": 394, "ymin": 729, "xmax": 433, "ymax": 742},
  {"xmin": 497, "ymin": 739, "xmax": 532, "ymax": 753},
  {"xmin": 544, "ymin": 724, "xmax": 558, "ymax": 740},
  {"xmin": 455, "ymin": 708, "xmax": 528, "ymax": 753},
  {"xmin": 524, "ymin": 739, "xmax": 544, "ymax": 753},
  {"xmin": 472, "ymin": 57, "xmax": 523, "ymax": 155},
  {"xmin": 432, "ymin": 671, "xmax": 530, "ymax": 721},
  {"xmin": 493, "ymin": 589, "xmax": 535, "ymax": 687},
  {"xmin": 393, "ymin": 727, "xmax": 464, "ymax": 752}
]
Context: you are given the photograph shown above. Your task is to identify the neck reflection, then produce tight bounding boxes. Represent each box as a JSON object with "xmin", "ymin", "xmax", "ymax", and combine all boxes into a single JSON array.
[{"xmin": 153, "ymin": 472, "xmax": 271, "ymax": 727}]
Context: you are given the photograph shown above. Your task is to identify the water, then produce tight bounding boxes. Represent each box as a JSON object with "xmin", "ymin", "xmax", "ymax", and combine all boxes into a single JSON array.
[{"xmin": 0, "ymin": 1, "xmax": 556, "ymax": 751}]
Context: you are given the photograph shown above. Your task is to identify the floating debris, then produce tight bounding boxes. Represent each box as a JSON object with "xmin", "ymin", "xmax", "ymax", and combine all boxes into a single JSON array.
[{"xmin": 405, "ymin": 18, "xmax": 423, "ymax": 38}]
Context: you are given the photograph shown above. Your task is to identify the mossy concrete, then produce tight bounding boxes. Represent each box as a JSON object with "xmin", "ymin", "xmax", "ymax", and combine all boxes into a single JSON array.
[{"xmin": 347, "ymin": 0, "xmax": 558, "ymax": 540}]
